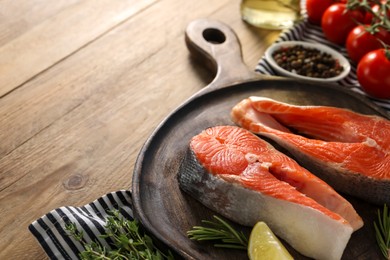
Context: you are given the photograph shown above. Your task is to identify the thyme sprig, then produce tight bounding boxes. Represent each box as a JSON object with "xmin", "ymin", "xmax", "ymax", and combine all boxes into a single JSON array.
[
  {"xmin": 187, "ymin": 215, "xmax": 248, "ymax": 250},
  {"xmin": 374, "ymin": 204, "xmax": 390, "ymax": 259},
  {"xmin": 65, "ymin": 210, "xmax": 174, "ymax": 260}
]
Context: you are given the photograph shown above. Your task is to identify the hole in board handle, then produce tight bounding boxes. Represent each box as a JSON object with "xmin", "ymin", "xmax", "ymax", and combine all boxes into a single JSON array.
[{"xmin": 202, "ymin": 28, "xmax": 226, "ymax": 44}]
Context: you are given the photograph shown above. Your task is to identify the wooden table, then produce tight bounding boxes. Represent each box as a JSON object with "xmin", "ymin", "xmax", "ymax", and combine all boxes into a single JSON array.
[{"xmin": 0, "ymin": 0, "xmax": 280, "ymax": 258}]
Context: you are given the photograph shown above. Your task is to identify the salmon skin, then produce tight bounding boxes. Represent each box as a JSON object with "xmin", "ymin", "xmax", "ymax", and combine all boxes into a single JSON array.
[
  {"xmin": 231, "ymin": 96, "xmax": 390, "ymax": 205},
  {"xmin": 178, "ymin": 125, "xmax": 362, "ymax": 260}
]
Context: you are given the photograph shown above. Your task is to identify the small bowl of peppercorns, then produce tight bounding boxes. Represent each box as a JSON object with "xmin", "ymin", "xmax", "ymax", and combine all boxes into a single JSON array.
[{"xmin": 264, "ymin": 41, "xmax": 350, "ymax": 83}]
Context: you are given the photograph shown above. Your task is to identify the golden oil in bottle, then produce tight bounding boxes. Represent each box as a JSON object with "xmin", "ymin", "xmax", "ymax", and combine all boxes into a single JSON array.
[{"xmin": 240, "ymin": 0, "xmax": 301, "ymax": 30}]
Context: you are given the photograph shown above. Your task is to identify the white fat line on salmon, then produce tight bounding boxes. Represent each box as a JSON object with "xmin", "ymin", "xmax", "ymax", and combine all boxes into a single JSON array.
[
  {"xmin": 245, "ymin": 153, "xmax": 273, "ymax": 170},
  {"xmin": 364, "ymin": 137, "xmax": 380, "ymax": 149},
  {"xmin": 245, "ymin": 153, "xmax": 259, "ymax": 163}
]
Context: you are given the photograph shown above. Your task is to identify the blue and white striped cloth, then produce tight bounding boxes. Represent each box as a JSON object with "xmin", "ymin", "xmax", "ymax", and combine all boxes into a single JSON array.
[{"xmin": 29, "ymin": 190, "xmax": 133, "ymax": 260}]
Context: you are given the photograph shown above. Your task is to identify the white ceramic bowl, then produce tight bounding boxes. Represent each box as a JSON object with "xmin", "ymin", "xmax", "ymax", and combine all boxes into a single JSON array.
[{"xmin": 264, "ymin": 41, "xmax": 351, "ymax": 83}]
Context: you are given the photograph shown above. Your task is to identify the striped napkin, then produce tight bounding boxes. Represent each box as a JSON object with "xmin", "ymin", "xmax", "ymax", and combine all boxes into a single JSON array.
[
  {"xmin": 29, "ymin": 7, "xmax": 390, "ymax": 260},
  {"xmin": 29, "ymin": 190, "xmax": 134, "ymax": 259}
]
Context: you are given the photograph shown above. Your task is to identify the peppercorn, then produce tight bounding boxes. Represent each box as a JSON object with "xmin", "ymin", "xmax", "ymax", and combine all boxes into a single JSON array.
[{"xmin": 272, "ymin": 45, "xmax": 344, "ymax": 79}]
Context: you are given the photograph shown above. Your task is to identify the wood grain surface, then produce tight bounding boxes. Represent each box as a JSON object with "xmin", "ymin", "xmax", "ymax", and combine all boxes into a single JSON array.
[{"xmin": 0, "ymin": 0, "xmax": 280, "ymax": 259}]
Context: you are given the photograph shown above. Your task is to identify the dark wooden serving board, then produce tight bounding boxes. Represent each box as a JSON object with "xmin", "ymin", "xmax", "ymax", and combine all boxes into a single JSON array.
[{"xmin": 132, "ymin": 19, "xmax": 389, "ymax": 259}]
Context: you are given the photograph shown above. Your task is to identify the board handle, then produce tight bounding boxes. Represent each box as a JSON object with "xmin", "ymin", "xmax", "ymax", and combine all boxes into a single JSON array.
[{"xmin": 185, "ymin": 18, "xmax": 260, "ymax": 91}]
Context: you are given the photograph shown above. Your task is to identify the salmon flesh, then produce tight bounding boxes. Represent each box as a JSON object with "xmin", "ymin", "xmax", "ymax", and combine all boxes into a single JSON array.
[
  {"xmin": 178, "ymin": 125, "xmax": 362, "ymax": 260},
  {"xmin": 231, "ymin": 96, "xmax": 390, "ymax": 205}
]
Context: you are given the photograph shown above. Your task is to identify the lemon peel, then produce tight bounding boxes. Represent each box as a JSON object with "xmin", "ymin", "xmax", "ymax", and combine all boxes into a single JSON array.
[{"xmin": 248, "ymin": 222, "xmax": 293, "ymax": 260}]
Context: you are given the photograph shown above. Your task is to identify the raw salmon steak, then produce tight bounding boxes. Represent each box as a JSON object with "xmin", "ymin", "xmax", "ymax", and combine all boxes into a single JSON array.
[
  {"xmin": 178, "ymin": 125, "xmax": 362, "ymax": 260},
  {"xmin": 231, "ymin": 96, "xmax": 390, "ymax": 205}
]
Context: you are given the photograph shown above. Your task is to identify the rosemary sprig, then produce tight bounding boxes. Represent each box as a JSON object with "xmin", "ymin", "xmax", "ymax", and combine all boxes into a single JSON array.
[
  {"xmin": 374, "ymin": 204, "xmax": 390, "ymax": 259},
  {"xmin": 65, "ymin": 210, "xmax": 174, "ymax": 260},
  {"xmin": 187, "ymin": 215, "xmax": 248, "ymax": 250}
]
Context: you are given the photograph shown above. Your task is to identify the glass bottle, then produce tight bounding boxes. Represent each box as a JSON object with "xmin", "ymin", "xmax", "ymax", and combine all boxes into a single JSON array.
[{"xmin": 240, "ymin": 0, "xmax": 301, "ymax": 30}]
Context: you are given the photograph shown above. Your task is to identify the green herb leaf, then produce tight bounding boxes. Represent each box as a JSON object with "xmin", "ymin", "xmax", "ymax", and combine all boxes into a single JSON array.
[
  {"xmin": 65, "ymin": 210, "xmax": 175, "ymax": 260},
  {"xmin": 374, "ymin": 204, "xmax": 390, "ymax": 259},
  {"xmin": 187, "ymin": 215, "xmax": 248, "ymax": 250}
]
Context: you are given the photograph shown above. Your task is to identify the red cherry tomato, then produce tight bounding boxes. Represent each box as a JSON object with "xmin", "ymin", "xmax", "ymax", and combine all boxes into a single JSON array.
[
  {"xmin": 377, "ymin": 27, "xmax": 390, "ymax": 45},
  {"xmin": 364, "ymin": 3, "xmax": 390, "ymax": 24},
  {"xmin": 321, "ymin": 3, "xmax": 365, "ymax": 45},
  {"xmin": 346, "ymin": 25, "xmax": 383, "ymax": 63},
  {"xmin": 357, "ymin": 49, "xmax": 390, "ymax": 99},
  {"xmin": 363, "ymin": 4, "xmax": 380, "ymax": 24},
  {"xmin": 306, "ymin": 0, "xmax": 335, "ymax": 25}
]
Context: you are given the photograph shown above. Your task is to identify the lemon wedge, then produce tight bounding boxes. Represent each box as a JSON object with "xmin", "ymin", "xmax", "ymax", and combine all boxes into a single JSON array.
[{"xmin": 248, "ymin": 222, "xmax": 293, "ymax": 260}]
